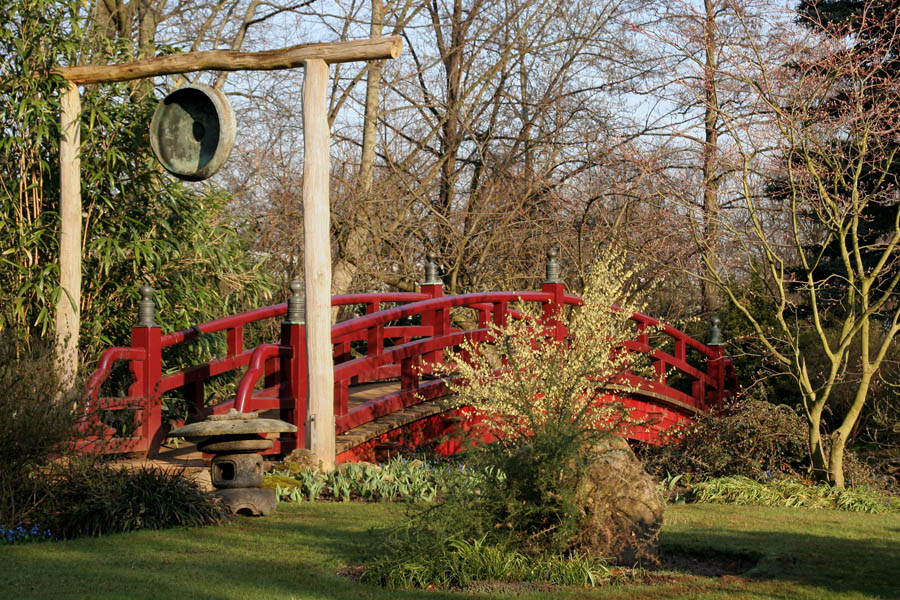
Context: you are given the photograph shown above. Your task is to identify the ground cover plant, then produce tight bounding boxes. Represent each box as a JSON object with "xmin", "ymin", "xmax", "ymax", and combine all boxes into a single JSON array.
[
  {"xmin": 1, "ymin": 502, "xmax": 899, "ymax": 599},
  {"xmin": 264, "ymin": 455, "xmax": 503, "ymax": 504}
]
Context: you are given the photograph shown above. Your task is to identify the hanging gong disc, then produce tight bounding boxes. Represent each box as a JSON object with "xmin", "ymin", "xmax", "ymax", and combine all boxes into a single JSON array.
[{"xmin": 149, "ymin": 83, "xmax": 236, "ymax": 181}]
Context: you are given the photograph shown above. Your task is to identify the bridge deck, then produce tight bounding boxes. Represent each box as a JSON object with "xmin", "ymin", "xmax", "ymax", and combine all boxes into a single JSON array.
[{"xmin": 338, "ymin": 381, "xmax": 455, "ymax": 454}]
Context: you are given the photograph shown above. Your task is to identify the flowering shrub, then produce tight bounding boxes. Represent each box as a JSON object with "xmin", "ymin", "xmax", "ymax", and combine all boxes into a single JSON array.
[{"xmin": 444, "ymin": 249, "xmax": 653, "ymax": 444}]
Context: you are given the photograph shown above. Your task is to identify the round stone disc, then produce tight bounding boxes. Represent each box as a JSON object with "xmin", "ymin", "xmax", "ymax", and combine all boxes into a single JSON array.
[
  {"xmin": 198, "ymin": 437, "xmax": 275, "ymax": 453},
  {"xmin": 170, "ymin": 409, "xmax": 297, "ymax": 439}
]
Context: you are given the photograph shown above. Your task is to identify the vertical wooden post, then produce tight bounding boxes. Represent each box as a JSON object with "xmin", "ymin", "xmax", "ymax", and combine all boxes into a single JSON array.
[
  {"xmin": 302, "ymin": 59, "xmax": 335, "ymax": 469},
  {"xmin": 281, "ymin": 280, "xmax": 307, "ymax": 453},
  {"xmin": 129, "ymin": 285, "xmax": 162, "ymax": 457},
  {"xmin": 541, "ymin": 248, "xmax": 566, "ymax": 341},
  {"xmin": 55, "ymin": 82, "xmax": 82, "ymax": 390}
]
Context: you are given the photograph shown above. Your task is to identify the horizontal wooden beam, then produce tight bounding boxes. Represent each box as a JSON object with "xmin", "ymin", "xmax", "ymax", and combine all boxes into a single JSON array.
[{"xmin": 55, "ymin": 36, "xmax": 402, "ymax": 85}]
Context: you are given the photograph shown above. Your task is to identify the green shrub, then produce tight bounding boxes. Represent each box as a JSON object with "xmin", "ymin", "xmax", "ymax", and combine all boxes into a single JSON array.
[
  {"xmin": 690, "ymin": 476, "xmax": 899, "ymax": 513},
  {"xmin": 638, "ymin": 388, "xmax": 884, "ymax": 490},
  {"xmin": 37, "ymin": 463, "xmax": 228, "ymax": 539}
]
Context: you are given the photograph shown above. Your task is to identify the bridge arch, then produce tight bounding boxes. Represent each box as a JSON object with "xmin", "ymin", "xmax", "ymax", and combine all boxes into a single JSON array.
[{"xmin": 84, "ymin": 259, "xmax": 736, "ymax": 460}]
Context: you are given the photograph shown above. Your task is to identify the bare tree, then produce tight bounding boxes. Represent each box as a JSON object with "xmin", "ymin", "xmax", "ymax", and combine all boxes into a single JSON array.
[{"xmin": 697, "ymin": 3, "xmax": 900, "ymax": 486}]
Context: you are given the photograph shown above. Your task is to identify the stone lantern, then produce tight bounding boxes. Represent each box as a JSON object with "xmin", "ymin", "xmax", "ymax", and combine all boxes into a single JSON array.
[{"xmin": 170, "ymin": 409, "xmax": 297, "ymax": 516}]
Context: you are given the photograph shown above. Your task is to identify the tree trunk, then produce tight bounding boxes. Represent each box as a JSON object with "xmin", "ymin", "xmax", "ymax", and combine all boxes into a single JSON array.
[
  {"xmin": 807, "ymin": 404, "xmax": 829, "ymax": 483},
  {"xmin": 700, "ymin": 0, "xmax": 720, "ymax": 314},
  {"xmin": 358, "ymin": 0, "xmax": 385, "ymax": 197},
  {"xmin": 331, "ymin": 0, "xmax": 386, "ymax": 308}
]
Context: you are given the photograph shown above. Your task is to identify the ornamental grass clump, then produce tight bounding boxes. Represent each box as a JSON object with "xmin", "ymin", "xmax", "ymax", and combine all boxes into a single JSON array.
[
  {"xmin": 39, "ymin": 463, "xmax": 229, "ymax": 539},
  {"xmin": 690, "ymin": 476, "xmax": 900, "ymax": 513},
  {"xmin": 362, "ymin": 250, "xmax": 661, "ymax": 589}
]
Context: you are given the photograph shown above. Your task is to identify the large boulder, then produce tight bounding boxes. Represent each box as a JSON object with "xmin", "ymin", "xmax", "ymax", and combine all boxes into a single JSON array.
[{"xmin": 575, "ymin": 435, "xmax": 664, "ymax": 565}]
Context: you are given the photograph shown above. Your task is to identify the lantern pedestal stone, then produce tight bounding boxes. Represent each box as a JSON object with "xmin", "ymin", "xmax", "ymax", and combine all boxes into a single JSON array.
[{"xmin": 170, "ymin": 409, "xmax": 297, "ymax": 516}]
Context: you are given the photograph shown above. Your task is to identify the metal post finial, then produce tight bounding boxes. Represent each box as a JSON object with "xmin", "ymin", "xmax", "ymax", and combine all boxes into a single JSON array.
[
  {"xmin": 708, "ymin": 316, "xmax": 723, "ymax": 346},
  {"xmin": 544, "ymin": 247, "xmax": 561, "ymax": 284},
  {"xmin": 137, "ymin": 284, "xmax": 158, "ymax": 328},
  {"xmin": 423, "ymin": 251, "xmax": 442, "ymax": 286},
  {"xmin": 285, "ymin": 279, "xmax": 306, "ymax": 325}
]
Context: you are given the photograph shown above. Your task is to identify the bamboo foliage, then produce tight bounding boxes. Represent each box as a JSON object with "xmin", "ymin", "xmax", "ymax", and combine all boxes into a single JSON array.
[{"xmin": 0, "ymin": 0, "xmax": 274, "ymax": 358}]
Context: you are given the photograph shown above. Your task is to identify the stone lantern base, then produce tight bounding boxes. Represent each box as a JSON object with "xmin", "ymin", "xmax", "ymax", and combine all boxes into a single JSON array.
[
  {"xmin": 214, "ymin": 488, "xmax": 276, "ymax": 516},
  {"xmin": 169, "ymin": 409, "xmax": 297, "ymax": 517}
]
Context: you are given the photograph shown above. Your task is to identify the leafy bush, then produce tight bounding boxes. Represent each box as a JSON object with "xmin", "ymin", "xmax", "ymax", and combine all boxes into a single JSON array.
[
  {"xmin": 37, "ymin": 463, "xmax": 228, "ymax": 539},
  {"xmin": 0, "ymin": 336, "xmax": 79, "ymax": 529},
  {"xmin": 690, "ymin": 476, "xmax": 899, "ymax": 513},
  {"xmin": 638, "ymin": 387, "xmax": 884, "ymax": 490},
  {"xmin": 639, "ymin": 389, "xmax": 811, "ymax": 482},
  {"xmin": 0, "ymin": 336, "xmax": 224, "ymax": 541}
]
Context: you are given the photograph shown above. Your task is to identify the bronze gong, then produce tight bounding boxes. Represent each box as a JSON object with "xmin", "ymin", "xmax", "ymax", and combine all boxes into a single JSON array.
[{"xmin": 149, "ymin": 83, "xmax": 236, "ymax": 181}]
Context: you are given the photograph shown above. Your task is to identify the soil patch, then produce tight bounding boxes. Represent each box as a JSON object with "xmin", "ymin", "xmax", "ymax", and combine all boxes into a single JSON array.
[{"xmin": 651, "ymin": 548, "xmax": 758, "ymax": 578}]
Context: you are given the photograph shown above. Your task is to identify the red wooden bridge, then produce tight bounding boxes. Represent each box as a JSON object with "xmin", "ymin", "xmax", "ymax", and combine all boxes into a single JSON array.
[{"xmin": 85, "ymin": 256, "xmax": 736, "ymax": 462}]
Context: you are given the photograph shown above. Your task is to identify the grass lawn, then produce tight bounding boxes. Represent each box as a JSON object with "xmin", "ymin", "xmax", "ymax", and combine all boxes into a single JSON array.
[{"xmin": 1, "ymin": 502, "xmax": 898, "ymax": 599}]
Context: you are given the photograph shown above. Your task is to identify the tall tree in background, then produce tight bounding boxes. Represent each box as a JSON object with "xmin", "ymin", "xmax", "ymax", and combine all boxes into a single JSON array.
[
  {"xmin": 791, "ymin": 0, "xmax": 900, "ymax": 312},
  {"xmin": 636, "ymin": 0, "xmax": 774, "ymax": 315},
  {"xmin": 702, "ymin": 1, "xmax": 900, "ymax": 486}
]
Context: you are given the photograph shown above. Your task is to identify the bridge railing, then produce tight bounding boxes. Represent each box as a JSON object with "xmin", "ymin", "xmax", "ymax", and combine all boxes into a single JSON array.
[
  {"xmin": 84, "ymin": 286, "xmax": 433, "ymax": 454},
  {"xmin": 85, "ymin": 252, "xmax": 736, "ymax": 455}
]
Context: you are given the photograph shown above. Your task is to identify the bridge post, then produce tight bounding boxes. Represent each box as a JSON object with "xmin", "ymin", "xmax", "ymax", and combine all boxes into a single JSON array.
[
  {"xmin": 705, "ymin": 316, "xmax": 725, "ymax": 409},
  {"xmin": 541, "ymin": 248, "xmax": 566, "ymax": 341},
  {"xmin": 421, "ymin": 251, "xmax": 445, "ymax": 370},
  {"xmin": 128, "ymin": 285, "xmax": 163, "ymax": 456},
  {"xmin": 281, "ymin": 280, "xmax": 307, "ymax": 452}
]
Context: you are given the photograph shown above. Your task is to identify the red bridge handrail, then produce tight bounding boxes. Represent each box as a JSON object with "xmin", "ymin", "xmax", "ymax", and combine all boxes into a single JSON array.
[
  {"xmin": 85, "ymin": 346, "xmax": 147, "ymax": 405},
  {"xmin": 85, "ymin": 279, "xmax": 736, "ymax": 456}
]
